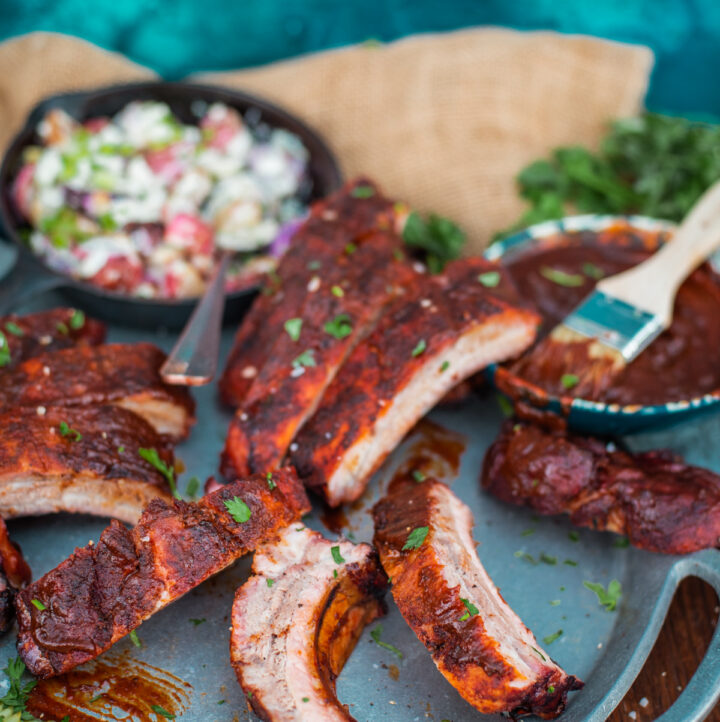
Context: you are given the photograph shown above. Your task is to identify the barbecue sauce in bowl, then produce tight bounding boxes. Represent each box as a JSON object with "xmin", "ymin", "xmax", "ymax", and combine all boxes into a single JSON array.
[{"xmin": 500, "ymin": 225, "xmax": 720, "ymax": 406}]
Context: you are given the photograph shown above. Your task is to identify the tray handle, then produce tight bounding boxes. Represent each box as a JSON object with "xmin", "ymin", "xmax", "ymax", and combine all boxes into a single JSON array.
[
  {"xmin": 0, "ymin": 247, "xmax": 65, "ymax": 314},
  {"xmin": 655, "ymin": 550, "xmax": 720, "ymax": 722}
]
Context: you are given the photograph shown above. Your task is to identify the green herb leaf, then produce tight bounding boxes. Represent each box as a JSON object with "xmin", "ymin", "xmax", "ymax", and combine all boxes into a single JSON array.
[
  {"xmin": 185, "ymin": 476, "xmax": 200, "ymax": 498},
  {"xmin": 403, "ymin": 211, "xmax": 466, "ymax": 272},
  {"xmin": 582, "ymin": 262, "xmax": 605, "ymax": 280},
  {"xmin": 301, "ymin": 697, "xmax": 310, "ymax": 703},
  {"xmin": 514, "ymin": 550, "xmax": 537, "ymax": 564},
  {"xmin": 58, "ymin": 421, "xmax": 82, "ymax": 442},
  {"xmin": 284, "ymin": 317, "xmax": 303, "ymax": 342},
  {"xmin": 568, "ymin": 531, "xmax": 580, "ymax": 542},
  {"xmin": 4, "ymin": 322, "xmax": 23, "ymax": 337},
  {"xmin": 531, "ymin": 646, "xmax": 546, "ymax": 662},
  {"xmin": 56, "ymin": 321, "xmax": 69, "ymax": 335},
  {"xmin": 331, "ymin": 545, "xmax": 345, "ymax": 564},
  {"xmin": 129, "ymin": 629, "xmax": 141, "ymax": 648},
  {"xmin": 613, "ymin": 536, "xmax": 630, "ymax": 548},
  {"xmin": 117, "ymin": 446, "xmax": 125, "ymax": 454},
  {"xmin": 548, "ymin": 685, "xmax": 556, "ymax": 694},
  {"xmin": 69, "ymin": 309, "xmax": 85, "ymax": 330},
  {"xmin": 459, "ymin": 597, "xmax": 479, "ymax": 621},
  {"xmin": 370, "ymin": 624, "xmax": 404, "ymax": 660},
  {"xmin": 266, "ymin": 579, "xmax": 274, "ymax": 588},
  {"xmin": 477, "ymin": 271, "xmax": 501, "ymax": 287},
  {"xmin": 411, "ymin": 339, "xmax": 427, "ymax": 357},
  {"xmin": 540, "ymin": 266, "xmax": 585, "ymax": 287},
  {"xmin": 189, "ymin": 618, "xmax": 206, "ymax": 626},
  {"xmin": 331, "ymin": 285, "xmax": 344, "ymax": 297},
  {"xmin": 584, "ymin": 579, "xmax": 622, "ymax": 611},
  {"xmin": 540, "ymin": 553, "xmax": 557, "ymax": 565},
  {"xmin": 351, "ymin": 185, "xmax": 375, "ymax": 198},
  {"xmin": 307, "ymin": 260, "xmax": 322, "ymax": 270},
  {"xmin": 224, "ymin": 496, "xmax": 252, "ymax": 524},
  {"xmin": 440, "ymin": 360, "xmax": 450, "ymax": 372},
  {"xmin": 292, "ymin": 349, "xmax": 316, "ymax": 369},
  {"xmin": 521, "ymin": 528, "xmax": 535, "ymax": 537},
  {"xmin": 31, "ymin": 599, "xmax": 46, "ymax": 611},
  {"xmin": 266, "ymin": 472, "xmax": 277, "ymax": 490},
  {"xmin": 563, "ymin": 559, "xmax": 578, "ymax": 567},
  {"xmin": 402, "ymin": 526, "xmax": 429, "ymax": 551},
  {"xmin": 561, "ymin": 373, "xmax": 580, "ymax": 390},
  {"xmin": 139, "ymin": 448, "xmax": 180, "ymax": 500},
  {"xmin": 0, "ymin": 332, "xmax": 11, "ymax": 368},
  {"xmin": 496, "ymin": 394, "xmax": 514, "ymax": 418},
  {"xmin": 412, "ymin": 470, "xmax": 426, "ymax": 483},
  {"xmin": 151, "ymin": 705, "xmax": 175, "ymax": 719},
  {"xmin": 345, "ymin": 242, "xmax": 357, "ymax": 254},
  {"xmin": 543, "ymin": 629, "xmax": 563, "ymax": 644},
  {"xmin": 550, "ymin": 599, "xmax": 561, "ymax": 606},
  {"xmin": 324, "ymin": 314, "xmax": 353, "ymax": 340}
]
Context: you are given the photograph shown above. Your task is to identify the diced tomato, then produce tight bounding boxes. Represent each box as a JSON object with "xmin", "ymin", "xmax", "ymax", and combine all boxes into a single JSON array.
[
  {"xmin": 200, "ymin": 106, "xmax": 243, "ymax": 150},
  {"xmin": 144, "ymin": 145, "xmax": 185, "ymax": 182},
  {"xmin": 12, "ymin": 164, "xmax": 35, "ymax": 219},
  {"xmin": 83, "ymin": 117, "xmax": 110, "ymax": 133},
  {"xmin": 89, "ymin": 257, "xmax": 144, "ymax": 293},
  {"xmin": 164, "ymin": 213, "xmax": 214, "ymax": 255}
]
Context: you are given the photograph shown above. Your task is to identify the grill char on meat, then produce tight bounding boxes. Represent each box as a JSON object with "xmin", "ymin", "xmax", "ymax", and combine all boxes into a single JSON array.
[
  {"xmin": 482, "ymin": 420, "xmax": 720, "ymax": 554},
  {"xmin": 219, "ymin": 178, "xmax": 400, "ymax": 408},
  {"xmin": 221, "ymin": 228, "xmax": 414, "ymax": 478},
  {"xmin": 16, "ymin": 468, "xmax": 309, "ymax": 677},
  {"xmin": 0, "ymin": 405, "xmax": 175, "ymax": 524},
  {"xmin": 0, "ymin": 518, "xmax": 31, "ymax": 634},
  {"xmin": 0, "ymin": 343, "xmax": 195, "ymax": 440},
  {"xmin": 373, "ymin": 479, "xmax": 582, "ymax": 719},
  {"xmin": 292, "ymin": 258, "xmax": 540, "ymax": 506},
  {"xmin": 0, "ymin": 308, "xmax": 105, "ymax": 368},
  {"xmin": 231, "ymin": 527, "xmax": 388, "ymax": 721}
]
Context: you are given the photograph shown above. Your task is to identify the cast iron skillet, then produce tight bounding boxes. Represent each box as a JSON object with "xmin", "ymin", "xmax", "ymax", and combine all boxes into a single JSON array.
[{"xmin": 0, "ymin": 82, "xmax": 343, "ymax": 329}]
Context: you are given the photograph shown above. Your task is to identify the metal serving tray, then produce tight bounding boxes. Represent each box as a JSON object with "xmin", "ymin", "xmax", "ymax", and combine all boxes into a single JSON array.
[{"xmin": 1, "ymin": 286, "xmax": 719, "ymax": 722}]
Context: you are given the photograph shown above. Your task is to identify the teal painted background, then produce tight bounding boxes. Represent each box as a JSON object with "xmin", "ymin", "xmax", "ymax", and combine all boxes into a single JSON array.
[{"xmin": 1, "ymin": 0, "xmax": 719, "ymax": 117}]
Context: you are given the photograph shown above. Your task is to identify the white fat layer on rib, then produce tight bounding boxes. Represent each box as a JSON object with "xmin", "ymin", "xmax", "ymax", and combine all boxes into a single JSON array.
[
  {"xmin": 430, "ymin": 483, "xmax": 559, "ymax": 687},
  {"xmin": 327, "ymin": 314, "xmax": 535, "ymax": 505},
  {"xmin": 231, "ymin": 528, "xmax": 372, "ymax": 721}
]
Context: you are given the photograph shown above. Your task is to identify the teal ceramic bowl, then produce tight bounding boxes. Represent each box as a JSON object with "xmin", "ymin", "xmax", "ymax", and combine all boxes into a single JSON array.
[{"xmin": 484, "ymin": 214, "xmax": 720, "ymax": 435}]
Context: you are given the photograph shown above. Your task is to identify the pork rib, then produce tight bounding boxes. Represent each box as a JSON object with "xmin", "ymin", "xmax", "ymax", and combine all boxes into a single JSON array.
[
  {"xmin": 0, "ymin": 518, "xmax": 31, "ymax": 634},
  {"xmin": 292, "ymin": 258, "xmax": 540, "ymax": 506},
  {"xmin": 0, "ymin": 308, "xmax": 105, "ymax": 368},
  {"xmin": 372, "ymin": 479, "xmax": 582, "ymax": 718},
  {"xmin": 0, "ymin": 405, "xmax": 176, "ymax": 524},
  {"xmin": 0, "ymin": 343, "xmax": 195, "ymax": 440},
  {"xmin": 219, "ymin": 178, "xmax": 400, "ymax": 408},
  {"xmin": 16, "ymin": 468, "xmax": 310, "ymax": 677},
  {"xmin": 231, "ymin": 527, "xmax": 388, "ymax": 721},
  {"xmin": 482, "ymin": 420, "xmax": 720, "ymax": 554},
  {"xmin": 221, "ymin": 229, "xmax": 414, "ymax": 477}
]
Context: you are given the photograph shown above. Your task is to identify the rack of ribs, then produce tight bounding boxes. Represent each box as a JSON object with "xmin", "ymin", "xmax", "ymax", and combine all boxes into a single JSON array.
[
  {"xmin": 0, "ymin": 342, "xmax": 195, "ymax": 440},
  {"xmin": 372, "ymin": 478, "xmax": 582, "ymax": 718},
  {"xmin": 219, "ymin": 178, "xmax": 401, "ymax": 408},
  {"xmin": 482, "ymin": 420, "xmax": 720, "ymax": 554},
  {"xmin": 0, "ymin": 405, "xmax": 176, "ymax": 524},
  {"xmin": 292, "ymin": 258, "xmax": 540, "ymax": 506},
  {"xmin": 0, "ymin": 308, "xmax": 105, "ymax": 368},
  {"xmin": 230, "ymin": 527, "xmax": 388, "ymax": 721},
  {"xmin": 16, "ymin": 468, "xmax": 310, "ymax": 677},
  {"xmin": 0, "ymin": 518, "xmax": 31, "ymax": 634}
]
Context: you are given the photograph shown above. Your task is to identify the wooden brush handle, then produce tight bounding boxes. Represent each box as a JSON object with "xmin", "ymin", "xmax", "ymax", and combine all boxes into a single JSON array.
[{"xmin": 597, "ymin": 179, "xmax": 720, "ymax": 327}]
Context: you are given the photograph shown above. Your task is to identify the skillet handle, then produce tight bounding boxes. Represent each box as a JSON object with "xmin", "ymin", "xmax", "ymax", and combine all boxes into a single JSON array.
[
  {"xmin": 655, "ymin": 550, "xmax": 720, "ymax": 722},
  {"xmin": 0, "ymin": 248, "xmax": 65, "ymax": 314}
]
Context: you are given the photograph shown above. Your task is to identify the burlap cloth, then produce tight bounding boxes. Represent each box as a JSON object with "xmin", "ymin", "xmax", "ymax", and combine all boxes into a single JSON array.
[{"xmin": 0, "ymin": 29, "xmax": 652, "ymax": 252}]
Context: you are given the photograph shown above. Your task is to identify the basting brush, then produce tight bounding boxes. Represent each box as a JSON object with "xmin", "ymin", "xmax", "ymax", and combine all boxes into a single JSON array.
[{"xmin": 544, "ymin": 180, "xmax": 720, "ymax": 398}]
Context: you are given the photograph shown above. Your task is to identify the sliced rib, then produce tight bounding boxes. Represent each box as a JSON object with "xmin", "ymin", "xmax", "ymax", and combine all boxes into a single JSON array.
[
  {"xmin": 482, "ymin": 420, "xmax": 720, "ymax": 554},
  {"xmin": 0, "ymin": 405, "xmax": 176, "ymax": 524},
  {"xmin": 219, "ymin": 178, "xmax": 400, "ymax": 408},
  {"xmin": 372, "ymin": 479, "xmax": 582, "ymax": 719},
  {"xmin": 221, "ymin": 229, "xmax": 414, "ymax": 477},
  {"xmin": 0, "ymin": 343, "xmax": 195, "ymax": 440},
  {"xmin": 0, "ymin": 308, "xmax": 105, "ymax": 368},
  {"xmin": 0, "ymin": 518, "xmax": 31, "ymax": 634},
  {"xmin": 292, "ymin": 258, "xmax": 540, "ymax": 506},
  {"xmin": 16, "ymin": 468, "xmax": 310, "ymax": 677},
  {"xmin": 231, "ymin": 527, "xmax": 388, "ymax": 721}
]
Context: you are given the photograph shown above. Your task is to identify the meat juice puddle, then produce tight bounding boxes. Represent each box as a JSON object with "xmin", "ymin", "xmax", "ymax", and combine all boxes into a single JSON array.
[{"xmin": 26, "ymin": 651, "xmax": 191, "ymax": 721}]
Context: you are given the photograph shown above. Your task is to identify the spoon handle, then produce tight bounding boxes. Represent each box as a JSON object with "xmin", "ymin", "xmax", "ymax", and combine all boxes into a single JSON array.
[{"xmin": 160, "ymin": 251, "xmax": 231, "ymax": 386}]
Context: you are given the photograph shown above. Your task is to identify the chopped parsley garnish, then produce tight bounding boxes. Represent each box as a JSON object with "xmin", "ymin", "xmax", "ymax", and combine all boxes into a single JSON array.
[
  {"xmin": 370, "ymin": 624, "xmax": 404, "ymax": 660},
  {"xmin": 129, "ymin": 629, "xmax": 141, "ymax": 647},
  {"xmin": 331, "ymin": 285, "xmax": 344, "ymax": 297},
  {"xmin": 550, "ymin": 599, "xmax": 561, "ymax": 606},
  {"xmin": 543, "ymin": 629, "xmax": 563, "ymax": 644},
  {"xmin": 521, "ymin": 528, "xmax": 535, "ymax": 537},
  {"xmin": 301, "ymin": 697, "xmax": 310, "ymax": 703},
  {"xmin": 58, "ymin": 421, "xmax": 82, "ymax": 442},
  {"xmin": 189, "ymin": 618, "xmax": 206, "ymax": 626},
  {"xmin": 224, "ymin": 496, "xmax": 252, "ymax": 524},
  {"xmin": 284, "ymin": 317, "xmax": 303, "ymax": 341},
  {"xmin": 90, "ymin": 693, "xmax": 103, "ymax": 703},
  {"xmin": 266, "ymin": 472, "xmax": 277, "ymax": 490},
  {"xmin": 331, "ymin": 545, "xmax": 345, "ymax": 565},
  {"xmin": 402, "ymin": 211, "xmax": 466, "ymax": 273},
  {"xmin": 540, "ymin": 553, "xmax": 557, "ymax": 565},
  {"xmin": 118, "ymin": 445, "xmax": 125, "ymax": 454},
  {"xmin": 139, "ymin": 448, "xmax": 180, "ymax": 500},
  {"xmin": 185, "ymin": 476, "xmax": 200, "ymax": 498},
  {"xmin": 307, "ymin": 260, "xmax": 322, "ymax": 270},
  {"xmin": 584, "ymin": 579, "xmax": 622, "ymax": 611},
  {"xmin": 4, "ymin": 322, "xmax": 23, "ymax": 337},
  {"xmin": 563, "ymin": 559, "xmax": 578, "ymax": 567},
  {"xmin": 351, "ymin": 185, "xmax": 375, "ymax": 198},
  {"xmin": 548, "ymin": 685, "xmax": 556, "ymax": 694},
  {"xmin": 514, "ymin": 551, "xmax": 537, "ymax": 564},
  {"xmin": 568, "ymin": 531, "xmax": 580, "ymax": 542},
  {"xmin": 0, "ymin": 332, "xmax": 11, "ymax": 367},
  {"xmin": 345, "ymin": 242, "xmax": 357, "ymax": 254},
  {"xmin": 31, "ymin": 598, "xmax": 46, "ymax": 611},
  {"xmin": 477, "ymin": 271, "xmax": 501, "ymax": 287},
  {"xmin": 333, "ymin": 569, "xmax": 338, "ymax": 578},
  {"xmin": 56, "ymin": 321, "xmax": 69, "ymax": 335},
  {"xmin": 613, "ymin": 536, "xmax": 630, "ymax": 548},
  {"xmin": 561, "ymin": 373, "xmax": 580, "ymax": 390},
  {"xmin": 402, "ymin": 526, "xmax": 429, "ymax": 550},
  {"xmin": 496, "ymin": 394, "xmax": 514, "ymax": 418},
  {"xmin": 292, "ymin": 349, "xmax": 316, "ymax": 369},
  {"xmin": 530, "ymin": 646, "xmax": 546, "ymax": 662},
  {"xmin": 540, "ymin": 266, "xmax": 585, "ymax": 287},
  {"xmin": 440, "ymin": 360, "xmax": 450, "ymax": 372},
  {"xmin": 412, "ymin": 470, "xmax": 426, "ymax": 483},
  {"xmin": 582, "ymin": 262, "xmax": 605, "ymax": 280},
  {"xmin": 324, "ymin": 313, "xmax": 353, "ymax": 340},
  {"xmin": 459, "ymin": 598, "xmax": 479, "ymax": 621},
  {"xmin": 151, "ymin": 705, "xmax": 175, "ymax": 719},
  {"xmin": 266, "ymin": 579, "xmax": 274, "ymax": 588},
  {"xmin": 411, "ymin": 339, "xmax": 426, "ymax": 357}
]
